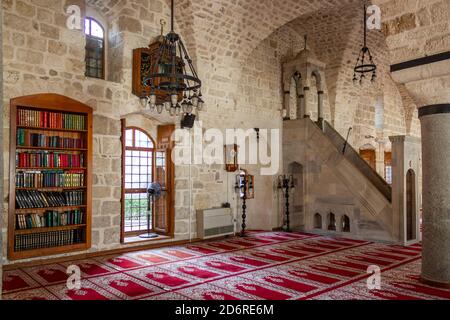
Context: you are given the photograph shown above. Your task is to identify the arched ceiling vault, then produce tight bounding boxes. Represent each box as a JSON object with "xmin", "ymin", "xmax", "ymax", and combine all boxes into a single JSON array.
[{"xmin": 86, "ymin": 0, "xmax": 422, "ymax": 117}]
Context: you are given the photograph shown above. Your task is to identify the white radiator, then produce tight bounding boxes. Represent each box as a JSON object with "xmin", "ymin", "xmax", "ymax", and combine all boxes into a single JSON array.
[{"xmin": 197, "ymin": 208, "xmax": 234, "ymax": 239}]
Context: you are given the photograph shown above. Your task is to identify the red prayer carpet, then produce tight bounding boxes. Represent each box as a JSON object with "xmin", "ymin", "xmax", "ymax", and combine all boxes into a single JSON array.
[{"xmin": 3, "ymin": 231, "xmax": 449, "ymax": 300}]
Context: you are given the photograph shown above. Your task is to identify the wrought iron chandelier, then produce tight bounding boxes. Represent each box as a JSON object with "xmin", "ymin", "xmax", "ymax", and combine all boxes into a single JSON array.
[
  {"xmin": 353, "ymin": 4, "xmax": 377, "ymax": 85},
  {"xmin": 140, "ymin": 0, "xmax": 203, "ymax": 116}
]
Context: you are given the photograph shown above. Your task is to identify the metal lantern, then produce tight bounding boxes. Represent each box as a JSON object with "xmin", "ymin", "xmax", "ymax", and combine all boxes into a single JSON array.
[
  {"xmin": 141, "ymin": 0, "xmax": 203, "ymax": 116},
  {"xmin": 353, "ymin": 4, "xmax": 377, "ymax": 86}
]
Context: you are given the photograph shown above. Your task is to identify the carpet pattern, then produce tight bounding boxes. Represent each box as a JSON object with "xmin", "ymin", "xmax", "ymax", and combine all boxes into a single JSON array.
[{"xmin": 2, "ymin": 232, "xmax": 450, "ymax": 300}]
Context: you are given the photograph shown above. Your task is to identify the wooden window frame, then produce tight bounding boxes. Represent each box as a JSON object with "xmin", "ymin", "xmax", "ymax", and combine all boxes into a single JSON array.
[
  {"xmin": 85, "ymin": 17, "xmax": 105, "ymax": 80},
  {"xmin": 121, "ymin": 124, "xmax": 156, "ymax": 240},
  {"xmin": 384, "ymin": 151, "xmax": 393, "ymax": 185}
]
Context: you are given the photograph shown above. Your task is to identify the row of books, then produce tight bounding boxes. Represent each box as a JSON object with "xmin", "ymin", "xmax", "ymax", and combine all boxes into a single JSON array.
[
  {"xmin": 16, "ymin": 170, "xmax": 85, "ymax": 188},
  {"xmin": 17, "ymin": 109, "xmax": 86, "ymax": 131},
  {"xmin": 16, "ymin": 190, "xmax": 85, "ymax": 209},
  {"xmin": 14, "ymin": 229, "xmax": 85, "ymax": 252},
  {"xmin": 16, "ymin": 210, "xmax": 85, "ymax": 230},
  {"xmin": 17, "ymin": 129, "xmax": 85, "ymax": 149},
  {"xmin": 16, "ymin": 151, "xmax": 85, "ymax": 168}
]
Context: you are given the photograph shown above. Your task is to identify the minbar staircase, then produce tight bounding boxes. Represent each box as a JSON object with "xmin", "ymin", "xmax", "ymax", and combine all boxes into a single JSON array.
[
  {"xmin": 321, "ymin": 120, "xmax": 392, "ymax": 202},
  {"xmin": 283, "ymin": 117, "xmax": 395, "ymax": 242}
]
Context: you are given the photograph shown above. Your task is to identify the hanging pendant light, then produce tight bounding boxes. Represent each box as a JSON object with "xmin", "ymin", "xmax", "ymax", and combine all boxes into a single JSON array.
[
  {"xmin": 353, "ymin": 3, "xmax": 377, "ymax": 86},
  {"xmin": 142, "ymin": 0, "xmax": 203, "ymax": 116}
]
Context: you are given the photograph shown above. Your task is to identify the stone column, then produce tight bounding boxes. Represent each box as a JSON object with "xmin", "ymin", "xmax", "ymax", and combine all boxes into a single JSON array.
[
  {"xmin": 317, "ymin": 90, "xmax": 324, "ymax": 122},
  {"xmin": 390, "ymin": 136, "xmax": 421, "ymax": 244},
  {"xmin": 298, "ymin": 94, "xmax": 305, "ymax": 119},
  {"xmin": 419, "ymin": 104, "xmax": 450, "ymax": 288},
  {"xmin": 302, "ymin": 86, "xmax": 310, "ymax": 118}
]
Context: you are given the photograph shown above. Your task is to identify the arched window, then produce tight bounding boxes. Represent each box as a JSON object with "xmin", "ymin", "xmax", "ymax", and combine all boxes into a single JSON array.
[
  {"xmin": 123, "ymin": 127, "xmax": 155, "ymax": 235},
  {"xmin": 85, "ymin": 17, "xmax": 105, "ymax": 79}
]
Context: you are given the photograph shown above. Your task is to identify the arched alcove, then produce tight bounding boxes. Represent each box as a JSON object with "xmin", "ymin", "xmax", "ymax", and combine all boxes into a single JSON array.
[
  {"xmin": 287, "ymin": 162, "xmax": 304, "ymax": 227},
  {"xmin": 406, "ymin": 169, "xmax": 416, "ymax": 241},
  {"xmin": 311, "ymin": 70, "xmax": 324, "ymax": 122},
  {"xmin": 341, "ymin": 215, "xmax": 350, "ymax": 232},
  {"xmin": 327, "ymin": 212, "xmax": 336, "ymax": 231},
  {"xmin": 314, "ymin": 213, "xmax": 322, "ymax": 229}
]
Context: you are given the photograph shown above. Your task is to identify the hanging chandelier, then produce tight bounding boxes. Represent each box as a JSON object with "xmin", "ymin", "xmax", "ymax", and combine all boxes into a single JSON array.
[
  {"xmin": 140, "ymin": 0, "xmax": 203, "ymax": 116},
  {"xmin": 353, "ymin": 3, "xmax": 377, "ymax": 85}
]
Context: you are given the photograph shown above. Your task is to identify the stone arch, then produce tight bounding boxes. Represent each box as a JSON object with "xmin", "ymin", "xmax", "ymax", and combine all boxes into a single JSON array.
[
  {"xmin": 288, "ymin": 161, "xmax": 303, "ymax": 174},
  {"xmin": 360, "ymin": 143, "xmax": 376, "ymax": 151},
  {"xmin": 311, "ymin": 70, "xmax": 324, "ymax": 121},
  {"xmin": 314, "ymin": 213, "xmax": 322, "ymax": 229},
  {"xmin": 311, "ymin": 70, "xmax": 323, "ymax": 92}
]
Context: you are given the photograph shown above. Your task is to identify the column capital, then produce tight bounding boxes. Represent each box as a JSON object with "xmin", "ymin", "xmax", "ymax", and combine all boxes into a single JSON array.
[
  {"xmin": 419, "ymin": 104, "xmax": 450, "ymax": 118},
  {"xmin": 389, "ymin": 135, "xmax": 421, "ymax": 144},
  {"xmin": 389, "ymin": 136, "xmax": 406, "ymax": 143}
]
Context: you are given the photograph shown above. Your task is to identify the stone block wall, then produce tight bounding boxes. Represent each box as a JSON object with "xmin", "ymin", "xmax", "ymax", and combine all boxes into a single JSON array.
[
  {"xmin": 1, "ymin": 0, "xmax": 185, "ymax": 264},
  {"xmin": 1, "ymin": 0, "xmax": 431, "ymax": 265},
  {"xmin": 1, "ymin": 0, "xmax": 283, "ymax": 265},
  {"xmin": 376, "ymin": 0, "xmax": 450, "ymax": 63}
]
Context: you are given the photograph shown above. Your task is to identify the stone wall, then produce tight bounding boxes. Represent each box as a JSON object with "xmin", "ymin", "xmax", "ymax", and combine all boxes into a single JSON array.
[
  {"xmin": 1, "ymin": 0, "xmax": 283, "ymax": 264},
  {"xmin": 375, "ymin": 0, "xmax": 450, "ymax": 63},
  {"xmin": 375, "ymin": 0, "xmax": 450, "ymax": 108},
  {"xmin": 1, "ymin": 0, "xmax": 430, "ymax": 265},
  {"xmin": 1, "ymin": 0, "xmax": 184, "ymax": 264}
]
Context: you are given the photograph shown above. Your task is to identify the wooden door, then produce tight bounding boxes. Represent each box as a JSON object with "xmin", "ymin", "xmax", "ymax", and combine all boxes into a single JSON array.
[
  {"xmin": 154, "ymin": 125, "xmax": 175, "ymax": 236},
  {"xmin": 359, "ymin": 149, "xmax": 376, "ymax": 170},
  {"xmin": 406, "ymin": 169, "xmax": 416, "ymax": 241},
  {"xmin": 154, "ymin": 149, "xmax": 169, "ymax": 234}
]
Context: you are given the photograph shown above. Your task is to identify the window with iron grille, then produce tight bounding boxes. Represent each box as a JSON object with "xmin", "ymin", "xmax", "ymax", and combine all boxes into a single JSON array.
[
  {"xmin": 123, "ymin": 128, "xmax": 155, "ymax": 235},
  {"xmin": 85, "ymin": 17, "xmax": 105, "ymax": 79}
]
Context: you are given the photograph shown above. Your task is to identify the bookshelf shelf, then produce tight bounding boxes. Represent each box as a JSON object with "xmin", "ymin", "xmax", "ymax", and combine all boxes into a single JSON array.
[
  {"xmin": 16, "ymin": 167, "xmax": 87, "ymax": 170},
  {"xmin": 17, "ymin": 125, "xmax": 88, "ymax": 133},
  {"xmin": 9, "ymin": 94, "xmax": 93, "ymax": 261},
  {"xmin": 17, "ymin": 146, "xmax": 88, "ymax": 152},
  {"xmin": 12, "ymin": 243, "xmax": 88, "ymax": 260},
  {"xmin": 15, "ymin": 205, "xmax": 87, "ymax": 213},
  {"xmin": 16, "ymin": 187, "xmax": 87, "ymax": 191},
  {"xmin": 15, "ymin": 224, "xmax": 87, "ymax": 235}
]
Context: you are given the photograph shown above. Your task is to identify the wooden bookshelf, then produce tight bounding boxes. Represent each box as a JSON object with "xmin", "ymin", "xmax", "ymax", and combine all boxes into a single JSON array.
[{"xmin": 9, "ymin": 94, "xmax": 93, "ymax": 260}]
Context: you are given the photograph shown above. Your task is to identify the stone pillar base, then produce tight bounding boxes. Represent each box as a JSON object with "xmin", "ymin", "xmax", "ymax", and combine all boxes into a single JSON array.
[{"xmin": 421, "ymin": 276, "xmax": 450, "ymax": 289}]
